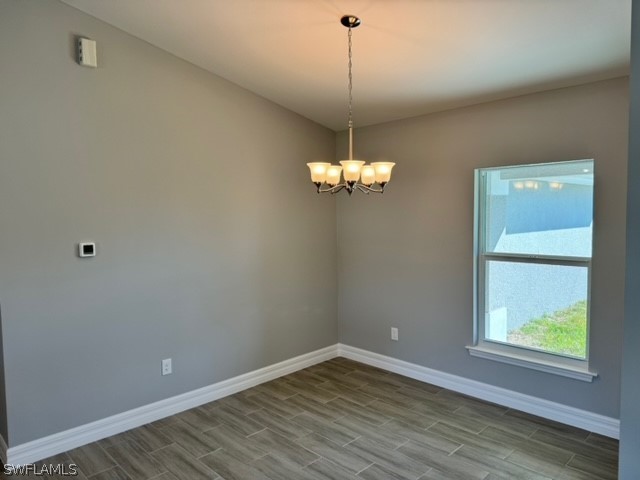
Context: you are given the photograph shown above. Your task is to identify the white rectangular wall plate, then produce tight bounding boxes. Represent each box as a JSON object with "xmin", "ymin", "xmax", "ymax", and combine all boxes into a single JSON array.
[
  {"xmin": 391, "ymin": 327, "xmax": 399, "ymax": 341},
  {"xmin": 162, "ymin": 358, "xmax": 172, "ymax": 376},
  {"xmin": 77, "ymin": 37, "xmax": 97, "ymax": 68}
]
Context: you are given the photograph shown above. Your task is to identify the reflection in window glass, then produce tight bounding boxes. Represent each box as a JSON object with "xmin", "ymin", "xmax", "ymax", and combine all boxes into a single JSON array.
[{"xmin": 484, "ymin": 160, "xmax": 593, "ymax": 257}]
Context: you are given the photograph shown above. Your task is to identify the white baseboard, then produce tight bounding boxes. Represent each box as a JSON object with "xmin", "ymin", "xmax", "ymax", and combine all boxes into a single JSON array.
[
  {"xmin": 7, "ymin": 342, "xmax": 620, "ymax": 465},
  {"xmin": 338, "ymin": 344, "xmax": 620, "ymax": 439},
  {"xmin": 7, "ymin": 345, "xmax": 339, "ymax": 465}
]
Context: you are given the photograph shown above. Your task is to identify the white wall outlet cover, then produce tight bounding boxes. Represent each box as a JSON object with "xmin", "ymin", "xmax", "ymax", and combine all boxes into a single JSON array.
[
  {"xmin": 77, "ymin": 37, "xmax": 97, "ymax": 68},
  {"xmin": 161, "ymin": 358, "xmax": 172, "ymax": 376},
  {"xmin": 78, "ymin": 242, "xmax": 96, "ymax": 258},
  {"xmin": 391, "ymin": 327, "xmax": 399, "ymax": 341}
]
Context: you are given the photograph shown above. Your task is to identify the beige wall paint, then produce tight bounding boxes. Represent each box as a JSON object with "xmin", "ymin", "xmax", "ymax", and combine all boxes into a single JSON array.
[{"xmin": 337, "ymin": 78, "xmax": 629, "ymax": 417}]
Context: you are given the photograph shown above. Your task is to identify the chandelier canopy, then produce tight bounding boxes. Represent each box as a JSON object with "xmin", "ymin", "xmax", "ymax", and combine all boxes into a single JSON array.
[{"xmin": 307, "ymin": 15, "xmax": 395, "ymax": 196}]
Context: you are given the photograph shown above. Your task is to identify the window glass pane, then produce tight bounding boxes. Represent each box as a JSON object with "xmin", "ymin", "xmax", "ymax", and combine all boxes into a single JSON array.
[
  {"xmin": 485, "ymin": 260, "xmax": 588, "ymax": 359},
  {"xmin": 484, "ymin": 160, "xmax": 594, "ymax": 257}
]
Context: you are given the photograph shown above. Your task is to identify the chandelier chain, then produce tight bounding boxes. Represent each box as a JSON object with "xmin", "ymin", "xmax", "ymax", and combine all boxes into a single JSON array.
[{"xmin": 348, "ymin": 26, "xmax": 353, "ymax": 129}]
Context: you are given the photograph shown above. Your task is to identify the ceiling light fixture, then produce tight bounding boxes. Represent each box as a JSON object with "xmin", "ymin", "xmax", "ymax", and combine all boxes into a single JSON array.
[{"xmin": 307, "ymin": 15, "xmax": 395, "ymax": 196}]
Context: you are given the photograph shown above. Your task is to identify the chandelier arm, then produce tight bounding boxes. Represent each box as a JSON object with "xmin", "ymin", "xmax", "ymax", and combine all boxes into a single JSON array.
[
  {"xmin": 317, "ymin": 184, "xmax": 346, "ymax": 194},
  {"xmin": 356, "ymin": 184, "xmax": 384, "ymax": 194},
  {"xmin": 314, "ymin": 182, "xmax": 385, "ymax": 195}
]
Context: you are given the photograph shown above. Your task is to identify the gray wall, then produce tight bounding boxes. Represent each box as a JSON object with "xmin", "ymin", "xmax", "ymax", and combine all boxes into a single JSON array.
[
  {"xmin": 0, "ymin": 0, "xmax": 337, "ymax": 446},
  {"xmin": 337, "ymin": 78, "xmax": 628, "ymax": 417},
  {"xmin": 619, "ymin": 0, "xmax": 640, "ymax": 476},
  {"xmin": 0, "ymin": 313, "xmax": 7, "ymax": 447}
]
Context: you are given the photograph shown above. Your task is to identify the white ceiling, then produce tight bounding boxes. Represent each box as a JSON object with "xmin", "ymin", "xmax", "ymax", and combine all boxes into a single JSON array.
[{"xmin": 60, "ymin": 0, "xmax": 631, "ymax": 131}]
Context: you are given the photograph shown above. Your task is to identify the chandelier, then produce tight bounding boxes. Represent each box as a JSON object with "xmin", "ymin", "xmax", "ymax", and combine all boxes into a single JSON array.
[{"xmin": 307, "ymin": 15, "xmax": 395, "ymax": 196}]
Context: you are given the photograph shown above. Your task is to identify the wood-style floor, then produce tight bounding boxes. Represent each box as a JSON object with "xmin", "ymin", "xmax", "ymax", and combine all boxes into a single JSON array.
[{"xmin": 28, "ymin": 358, "xmax": 618, "ymax": 480}]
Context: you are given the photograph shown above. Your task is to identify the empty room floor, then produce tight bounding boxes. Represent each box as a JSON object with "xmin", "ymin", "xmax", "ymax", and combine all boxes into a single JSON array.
[{"xmin": 24, "ymin": 357, "xmax": 617, "ymax": 480}]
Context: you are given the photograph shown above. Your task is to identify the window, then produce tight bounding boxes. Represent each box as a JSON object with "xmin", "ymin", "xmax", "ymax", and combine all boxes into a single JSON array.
[{"xmin": 469, "ymin": 160, "xmax": 596, "ymax": 381}]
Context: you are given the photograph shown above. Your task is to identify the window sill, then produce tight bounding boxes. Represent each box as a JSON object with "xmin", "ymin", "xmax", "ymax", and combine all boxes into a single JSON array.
[{"xmin": 466, "ymin": 345, "xmax": 598, "ymax": 382}]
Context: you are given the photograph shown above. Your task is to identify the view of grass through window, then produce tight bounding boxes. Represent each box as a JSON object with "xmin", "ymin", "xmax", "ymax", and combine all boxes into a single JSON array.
[{"xmin": 507, "ymin": 300, "xmax": 587, "ymax": 358}]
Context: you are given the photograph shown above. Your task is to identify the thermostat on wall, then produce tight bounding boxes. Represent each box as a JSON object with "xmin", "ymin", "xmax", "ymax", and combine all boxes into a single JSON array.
[
  {"xmin": 78, "ymin": 242, "xmax": 96, "ymax": 258},
  {"xmin": 77, "ymin": 37, "xmax": 97, "ymax": 68}
]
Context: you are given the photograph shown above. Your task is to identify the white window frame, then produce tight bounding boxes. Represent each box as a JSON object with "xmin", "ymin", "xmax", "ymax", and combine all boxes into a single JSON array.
[{"xmin": 467, "ymin": 160, "xmax": 598, "ymax": 382}]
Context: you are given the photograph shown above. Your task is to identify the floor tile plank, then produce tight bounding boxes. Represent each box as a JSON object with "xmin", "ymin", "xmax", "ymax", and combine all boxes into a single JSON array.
[
  {"xmin": 204, "ymin": 393, "xmax": 262, "ymax": 415},
  {"xmin": 125, "ymin": 425, "xmax": 174, "ymax": 453},
  {"xmin": 452, "ymin": 445, "xmax": 552, "ymax": 480},
  {"xmin": 104, "ymin": 440, "xmax": 166, "ymax": 480},
  {"xmin": 199, "ymin": 449, "xmax": 272, "ymax": 480},
  {"xmin": 173, "ymin": 407, "xmax": 221, "ymax": 432},
  {"xmin": 252, "ymin": 454, "xmax": 318, "ymax": 480},
  {"xmin": 291, "ymin": 412, "xmax": 358, "ymax": 445},
  {"xmin": 318, "ymin": 382, "xmax": 378, "ymax": 406},
  {"xmin": 247, "ymin": 380, "xmax": 299, "ymax": 400},
  {"xmin": 345, "ymin": 437, "xmax": 430, "ymax": 479},
  {"xmin": 286, "ymin": 393, "xmax": 347, "ymax": 420},
  {"xmin": 67, "ymin": 443, "xmax": 116, "ymax": 477},
  {"xmin": 203, "ymin": 424, "xmax": 268, "ymax": 462},
  {"xmin": 452, "ymin": 405, "xmax": 537, "ymax": 437},
  {"xmin": 35, "ymin": 452, "xmax": 90, "ymax": 480},
  {"xmin": 157, "ymin": 420, "xmax": 221, "ymax": 458},
  {"xmin": 505, "ymin": 410, "xmax": 591, "ymax": 442},
  {"xmin": 333, "ymin": 415, "xmax": 409, "ymax": 449},
  {"xmin": 358, "ymin": 463, "xmax": 414, "ymax": 480},
  {"xmin": 284, "ymin": 378, "xmax": 341, "ymax": 403},
  {"xmin": 297, "ymin": 433, "xmax": 372, "ymax": 473},
  {"xmin": 357, "ymin": 384, "xmax": 420, "ymax": 409},
  {"xmin": 87, "ymin": 466, "xmax": 131, "ymax": 480},
  {"xmin": 303, "ymin": 458, "xmax": 360, "ymax": 479},
  {"xmin": 250, "ymin": 428, "xmax": 320, "ymax": 467},
  {"xmin": 326, "ymin": 397, "xmax": 392, "ymax": 426},
  {"xmin": 150, "ymin": 444, "xmax": 218, "ymax": 480},
  {"xmin": 411, "ymin": 403, "xmax": 488, "ymax": 434},
  {"xmin": 427, "ymin": 422, "xmax": 513, "ymax": 459},
  {"xmin": 248, "ymin": 392, "xmax": 305, "ymax": 419},
  {"xmin": 530, "ymin": 429, "xmax": 618, "ymax": 464},
  {"xmin": 584, "ymin": 432, "xmax": 619, "ymax": 452},
  {"xmin": 286, "ymin": 369, "xmax": 330, "ymax": 386},
  {"xmin": 566, "ymin": 453, "xmax": 618, "ymax": 480},
  {"xmin": 504, "ymin": 450, "xmax": 565, "ymax": 479},
  {"xmin": 208, "ymin": 404, "xmax": 266, "ymax": 436},
  {"xmin": 398, "ymin": 441, "xmax": 489, "ymax": 480},
  {"xmin": 368, "ymin": 400, "xmax": 438, "ymax": 429},
  {"xmin": 382, "ymin": 419, "xmax": 461, "ymax": 454},
  {"xmin": 249, "ymin": 408, "xmax": 313, "ymax": 440}
]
